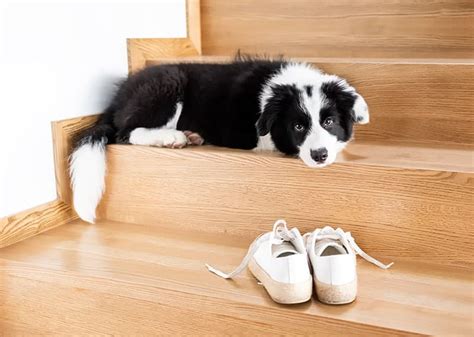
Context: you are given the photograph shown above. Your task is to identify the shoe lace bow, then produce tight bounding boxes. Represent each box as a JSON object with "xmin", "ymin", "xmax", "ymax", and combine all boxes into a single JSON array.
[
  {"xmin": 206, "ymin": 219, "xmax": 295, "ymax": 279},
  {"xmin": 304, "ymin": 226, "xmax": 394, "ymax": 270}
]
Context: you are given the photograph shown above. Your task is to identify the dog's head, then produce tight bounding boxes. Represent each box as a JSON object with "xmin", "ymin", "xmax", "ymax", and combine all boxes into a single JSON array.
[{"xmin": 257, "ymin": 63, "xmax": 369, "ymax": 167}]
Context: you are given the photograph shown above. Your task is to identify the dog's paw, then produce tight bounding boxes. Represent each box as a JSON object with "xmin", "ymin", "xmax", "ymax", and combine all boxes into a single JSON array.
[
  {"xmin": 159, "ymin": 130, "xmax": 188, "ymax": 148},
  {"xmin": 129, "ymin": 128, "xmax": 188, "ymax": 148},
  {"xmin": 184, "ymin": 131, "xmax": 204, "ymax": 146}
]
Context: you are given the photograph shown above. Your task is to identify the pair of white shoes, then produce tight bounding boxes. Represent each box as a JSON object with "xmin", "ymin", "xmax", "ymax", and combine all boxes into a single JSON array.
[{"xmin": 206, "ymin": 220, "xmax": 393, "ymax": 305}]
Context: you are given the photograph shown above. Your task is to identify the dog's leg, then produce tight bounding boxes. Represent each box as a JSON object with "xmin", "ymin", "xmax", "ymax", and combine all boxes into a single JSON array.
[{"xmin": 129, "ymin": 128, "xmax": 188, "ymax": 148}]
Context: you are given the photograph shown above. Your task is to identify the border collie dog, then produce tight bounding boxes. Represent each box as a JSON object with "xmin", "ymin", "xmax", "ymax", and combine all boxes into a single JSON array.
[{"xmin": 71, "ymin": 57, "xmax": 369, "ymax": 223}]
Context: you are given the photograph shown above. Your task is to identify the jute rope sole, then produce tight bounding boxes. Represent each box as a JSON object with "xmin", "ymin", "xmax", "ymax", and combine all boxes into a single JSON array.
[{"xmin": 248, "ymin": 258, "xmax": 312, "ymax": 304}]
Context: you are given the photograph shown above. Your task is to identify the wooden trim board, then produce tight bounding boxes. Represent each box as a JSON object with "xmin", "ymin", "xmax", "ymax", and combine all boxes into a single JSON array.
[
  {"xmin": 51, "ymin": 114, "xmax": 99, "ymax": 204},
  {"xmin": 127, "ymin": 38, "xmax": 200, "ymax": 73},
  {"xmin": 0, "ymin": 200, "xmax": 76, "ymax": 248}
]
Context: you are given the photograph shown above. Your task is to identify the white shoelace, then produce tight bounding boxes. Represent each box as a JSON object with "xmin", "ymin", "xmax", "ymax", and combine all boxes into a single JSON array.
[
  {"xmin": 206, "ymin": 219, "xmax": 295, "ymax": 279},
  {"xmin": 304, "ymin": 226, "xmax": 394, "ymax": 270}
]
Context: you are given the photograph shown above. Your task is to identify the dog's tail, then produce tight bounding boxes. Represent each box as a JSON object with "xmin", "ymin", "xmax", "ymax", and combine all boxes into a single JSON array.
[{"xmin": 69, "ymin": 107, "xmax": 116, "ymax": 223}]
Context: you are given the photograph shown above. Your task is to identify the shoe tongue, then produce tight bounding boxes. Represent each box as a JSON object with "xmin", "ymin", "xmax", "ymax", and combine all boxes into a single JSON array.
[
  {"xmin": 315, "ymin": 238, "xmax": 347, "ymax": 256},
  {"xmin": 272, "ymin": 241, "xmax": 298, "ymax": 258},
  {"xmin": 289, "ymin": 228, "xmax": 306, "ymax": 253}
]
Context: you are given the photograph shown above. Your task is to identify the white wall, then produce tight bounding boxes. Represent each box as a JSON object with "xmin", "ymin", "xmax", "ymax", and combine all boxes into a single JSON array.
[{"xmin": 0, "ymin": 0, "xmax": 186, "ymax": 217}]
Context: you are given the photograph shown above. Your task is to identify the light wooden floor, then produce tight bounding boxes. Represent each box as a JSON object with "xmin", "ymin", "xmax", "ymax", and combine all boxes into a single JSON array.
[{"xmin": 1, "ymin": 219, "xmax": 472, "ymax": 336}]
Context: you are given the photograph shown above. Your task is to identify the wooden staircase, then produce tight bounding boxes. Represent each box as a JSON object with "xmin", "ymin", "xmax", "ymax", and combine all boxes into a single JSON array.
[{"xmin": 1, "ymin": 0, "xmax": 473, "ymax": 335}]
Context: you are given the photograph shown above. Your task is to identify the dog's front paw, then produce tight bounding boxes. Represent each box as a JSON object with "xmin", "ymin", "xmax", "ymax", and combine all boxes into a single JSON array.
[
  {"xmin": 159, "ymin": 130, "xmax": 188, "ymax": 148},
  {"xmin": 129, "ymin": 128, "xmax": 188, "ymax": 148}
]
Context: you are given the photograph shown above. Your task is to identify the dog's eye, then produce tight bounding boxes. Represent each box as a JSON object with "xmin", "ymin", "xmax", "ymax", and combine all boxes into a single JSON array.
[
  {"xmin": 323, "ymin": 117, "xmax": 335, "ymax": 128},
  {"xmin": 294, "ymin": 123, "xmax": 305, "ymax": 132}
]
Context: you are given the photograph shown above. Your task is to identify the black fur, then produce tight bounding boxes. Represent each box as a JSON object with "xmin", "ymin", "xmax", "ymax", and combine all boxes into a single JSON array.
[
  {"xmin": 320, "ymin": 81, "xmax": 358, "ymax": 142},
  {"xmin": 74, "ymin": 58, "xmax": 360, "ymax": 157},
  {"xmin": 76, "ymin": 59, "xmax": 286, "ymax": 151},
  {"xmin": 257, "ymin": 84, "xmax": 311, "ymax": 155}
]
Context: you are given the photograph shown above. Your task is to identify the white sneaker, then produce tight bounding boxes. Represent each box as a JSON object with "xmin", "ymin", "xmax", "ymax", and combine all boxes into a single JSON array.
[
  {"xmin": 305, "ymin": 226, "xmax": 393, "ymax": 305},
  {"xmin": 206, "ymin": 220, "xmax": 313, "ymax": 304}
]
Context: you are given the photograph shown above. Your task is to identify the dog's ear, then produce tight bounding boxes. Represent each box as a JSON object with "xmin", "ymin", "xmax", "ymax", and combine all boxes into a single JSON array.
[
  {"xmin": 257, "ymin": 85, "xmax": 298, "ymax": 136},
  {"xmin": 322, "ymin": 78, "xmax": 369, "ymax": 124},
  {"xmin": 256, "ymin": 108, "xmax": 275, "ymax": 136},
  {"xmin": 352, "ymin": 93, "xmax": 369, "ymax": 124}
]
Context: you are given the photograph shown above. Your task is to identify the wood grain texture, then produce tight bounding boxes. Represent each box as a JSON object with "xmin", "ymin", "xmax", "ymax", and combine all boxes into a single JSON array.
[
  {"xmin": 98, "ymin": 145, "xmax": 473, "ymax": 269},
  {"xmin": 201, "ymin": 0, "xmax": 474, "ymax": 59},
  {"xmin": 0, "ymin": 200, "xmax": 75, "ymax": 248},
  {"xmin": 1, "ymin": 219, "xmax": 471, "ymax": 336},
  {"xmin": 127, "ymin": 38, "xmax": 200, "ymax": 73},
  {"xmin": 340, "ymin": 142, "xmax": 473, "ymax": 173},
  {"xmin": 186, "ymin": 0, "xmax": 202, "ymax": 54},
  {"xmin": 147, "ymin": 56, "xmax": 474, "ymax": 147},
  {"xmin": 52, "ymin": 114, "xmax": 99, "ymax": 204}
]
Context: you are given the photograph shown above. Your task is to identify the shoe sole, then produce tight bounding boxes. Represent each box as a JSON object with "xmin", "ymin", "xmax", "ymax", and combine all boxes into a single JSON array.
[
  {"xmin": 314, "ymin": 278, "xmax": 357, "ymax": 305},
  {"xmin": 248, "ymin": 258, "xmax": 313, "ymax": 304}
]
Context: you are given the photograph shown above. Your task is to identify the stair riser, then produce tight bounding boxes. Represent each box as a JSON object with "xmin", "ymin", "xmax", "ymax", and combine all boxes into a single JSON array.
[
  {"xmin": 98, "ymin": 146, "xmax": 473, "ymax": 268},
  {"xmin": 201, "ymin": 0, "xmax": 474, "ymax": 59}
]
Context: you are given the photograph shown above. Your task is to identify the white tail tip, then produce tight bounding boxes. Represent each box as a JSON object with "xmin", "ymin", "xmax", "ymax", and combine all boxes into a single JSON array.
[{"xmin": 70, "ymin": 141, "xmax": 107, "ymax": 223}]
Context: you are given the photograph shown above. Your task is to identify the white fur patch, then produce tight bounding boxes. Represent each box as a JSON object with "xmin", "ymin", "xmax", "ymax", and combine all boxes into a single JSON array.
[
  {"xmin": 165, "ymin": 102, "xmax": 183, "ymax": 129},
  {"xmin": 129, "ymin": 128, "xmax": 187, "ymax": 147},
  {"xmin": 254, "ymin": 134, "xmax": 276, "ymax": 151},
  {"xmin": 259, "ymin": 63, "xmax": 323, "ymax": 113},
  {"xmin": 70, "ymin": 142, "xmax": 107, "ymax": 223},
  {"xmin": 353, "ymin": 94, "xmax": 369, "ymax": 124}
]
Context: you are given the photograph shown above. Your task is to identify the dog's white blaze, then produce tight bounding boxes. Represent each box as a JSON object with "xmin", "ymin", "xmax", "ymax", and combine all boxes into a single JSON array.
[
  {"xmin": 299, "ymin": 126, "xmax": 346, "ymax": 168},
  {"xmin": 298, "ymin": 86, "xmax": 346, "ymax": 167},
  {"xmin": 259, "ymin": 63, "xmax": 322, "ymax": 112},
  {"xmin": 70, "ymin": 142, "xmax": 107, "ymax": 223}
]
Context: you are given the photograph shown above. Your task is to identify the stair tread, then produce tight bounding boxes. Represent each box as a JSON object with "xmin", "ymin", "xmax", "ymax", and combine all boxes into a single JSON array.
[
  {"xmin": 151, "ymin": 55, "xmax": 474, "ymax": 65},
  {"xmin": 109, "ymin": 141, "xmax": 473, "ymax": 173},
  {"xmin": 1, "ymin": 219, "xmax": 472, "ymax": 336},
  {"xmin": 340, "ymin": 142, "xmax": 473, "ymax": 173}
]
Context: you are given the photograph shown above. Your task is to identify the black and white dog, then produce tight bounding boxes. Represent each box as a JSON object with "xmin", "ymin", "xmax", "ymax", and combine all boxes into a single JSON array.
[{"xmin": 71, "ymin": 57, "xmax": 369, "ymax": 223}]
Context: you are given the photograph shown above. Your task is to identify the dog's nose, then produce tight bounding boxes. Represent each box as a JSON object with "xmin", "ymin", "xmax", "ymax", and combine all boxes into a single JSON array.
[{"xmin": 310, "ymin": 148, "xmax": 328, "ymax": 163}]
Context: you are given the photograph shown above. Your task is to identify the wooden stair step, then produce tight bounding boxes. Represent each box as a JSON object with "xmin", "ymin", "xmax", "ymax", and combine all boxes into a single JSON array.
[
  {"xmin": 98, "ymin": 143, "xmax": 473, "ymax": 269},
  {"xmin": 200, "ymin": 0, "xmax": 474, "ymax": 59},
  {"xmin": 339, "ymin": 141, "xmax": 473, "ymax": 173},
  {"xmin": 1, "ymin": 220, "xmax": 471, "ymax": 336},
  {"xmin": 148, "ymin": 56, "xmax": 474, "ymax": 147}
]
